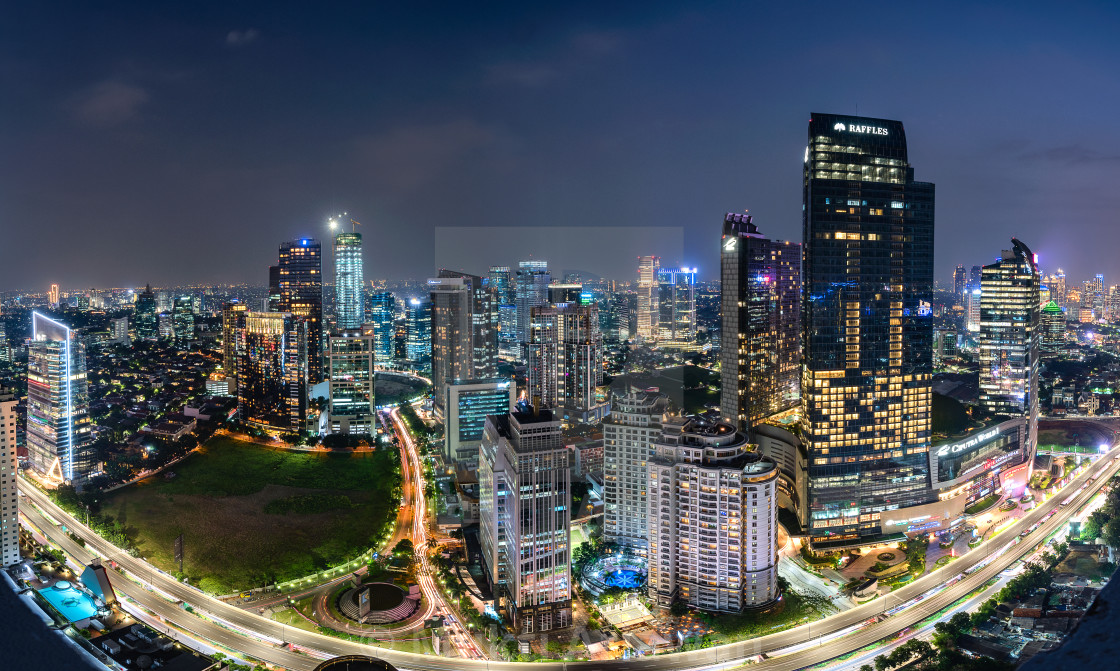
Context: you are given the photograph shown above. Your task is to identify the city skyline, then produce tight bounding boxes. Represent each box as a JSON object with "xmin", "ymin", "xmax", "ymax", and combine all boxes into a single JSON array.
[{"xmin": 5, "ymin": 4, "xmax": 1120, "ymax": 288}]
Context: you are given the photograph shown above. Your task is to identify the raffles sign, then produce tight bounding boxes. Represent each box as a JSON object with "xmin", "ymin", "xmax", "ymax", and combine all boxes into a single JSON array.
[{"xmin": 833, "ymin": 121, "xmax": 889, "ymax": 136}]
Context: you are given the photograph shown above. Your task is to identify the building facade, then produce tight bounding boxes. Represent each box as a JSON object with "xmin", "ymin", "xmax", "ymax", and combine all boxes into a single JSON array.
[
  {"xmin": 479, "ymin": 409, "xmax": 571, "ymax": 633},
  {"xmin": 1040, "ymin": 301, "xmax": 1064, "ymax": 357},
  {"xmin": 602, "ymin": 390, "xmax": 669, "ymax": 554},
  {"xmin": 1, "ymin": 387, "xmax": 19, "ymax": 566},
  {"xmin": 444, "ymin": 378, "xmax": 515, "ymax": 464},
  {"xmin": 647, "ymin": 417, "xmax": 779, "ymax": 611},
  {"xmin": 26, "ymin": 312, "xmax": 92, "ymax": 485},
  {"xmin": 333, "ymin": 231, "xmax": 365, "ymax": 330},
  {"xmin": 801, "ymin": 113, "xmax": 936, "ymax": 549},
  {"xmin": 172, "ymin": 295, "xmax": 195, "ymax": 345},
  {"xmin": 719, "ymin": 213, "xmax": 801, "ymax": 430},
  {"xmin": 237, "ymin": 312, "xmax": 308, "ymax": 432},
  {"xmin": 278, "ymin": 238, "xmax": 323, "ymax": 381}
]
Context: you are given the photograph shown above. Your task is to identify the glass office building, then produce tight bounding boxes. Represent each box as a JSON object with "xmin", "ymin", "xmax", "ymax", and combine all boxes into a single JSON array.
[
  {"xmin": 656, "ymin": 267, "xmax": 697, "ymax": 346},
  {"xmin": 515, "ymin": 261, "xmax": 550, "ymax": 356},
  {"xmin": 333, "ymin": 231, "xmax": 365, "ymax": 330},
  {"xmin": 134, "ymin": 284, "xmax": 159, "ymax": 341},
  {"xmin": 369, "ymin": 291, "xmax": 396, "ymax": 365},
  {"xmin": 719, "ymin": 213, "xmax": 801, "ymax": 429},
  {"xmin": 801, "ymin": 113, "xmax": 936, "ymax": 548},
  {"xmin": 444, "ymin": 378, "xmax": 515, "ymax": 464},
  {"xmin": 172, "ymin": 295, "xmax": 195, "ymax": 345},
  {"xmin": 406, "ymin": 298, "xmax": 431, "ymax": 367},
  {"xmin": 978, "ymin": 239, "xmax": 1041, "ymax": 419},
  {"xmin": 26, "ymin": 312, "xmax": 92, "ymax": 485}
]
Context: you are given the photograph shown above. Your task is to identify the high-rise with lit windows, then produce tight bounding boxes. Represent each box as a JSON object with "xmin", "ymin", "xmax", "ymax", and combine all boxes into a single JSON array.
[
  {"xmin": 172, "ymin": 295, "xmax": 195, "ymax": 345},
  {"xmin": 134, "ymin": 284, "xmax": 159, "ymax": 341},
  {"xmin": 719, "ymin": 213, "xmax": 801, "ymax": 430},
  {"xmin": 1040, "ymin": 300, "xmax": 1064, "ymax": 358},
  {"xmin": 489, "ymin": 266, "xmax": 518, "ymax": 360},
  {"xmin": 369, "ymin": 291, "xmax": 396, "ymax": 365},
  {"xmin": 222, "ymin": 300, "xmax": 249, "ymax": 383},
  {"xmin": 656, "ymin": 267, "xmax": 697, "ymax": 346},
  {"xmin": 636, "ymin": 256, "xmax": 660, "ymax": 341},
  {"xmin": 647, "ymin": 417, "xmax": 779, "ymax": 611},
  {"xmin": 27, "ymin": 312, "xmax": 92, "ymax": 485},
  {"xmin": 515, "ymin": 261, "xmax": 550, "ymax": 357},
  {"xmin": 237, "ymin": 312, "xmax": 308, "ymax": 432},
  {"xmin": 801, "ymin": 113, "xmax": 935, "ymax": 549},
  {"xmin": 603, "ymin": 389, "xmax": 669, "ymax": 554},
  {"xmin": 479, "ymin": 407, "xmax": 571, "ymax": 633},
  {"xmin": 333, "ymin": 230, "xmax": 364, "ymax": 329},
  {"xmin": 278, "ymin": 238, "xmax": 323, "ymax": 381},
  {"xmin": 978, "ymin": 239, "xmax": 1041, "ymax": 418},
  {"xmin": 429, "ymin": 271, "xmax": 497, "ymax": 416},
  {"xmin": 327, "ymin": 327, "xmax": 376, "ymax": 434},
  {"xmin": 526, "ymin": 301, "xmax": 604, "ymax": 424},
  {"xmin": 953, "ymin": 264, "xmax": 966, "ymax": 300}
]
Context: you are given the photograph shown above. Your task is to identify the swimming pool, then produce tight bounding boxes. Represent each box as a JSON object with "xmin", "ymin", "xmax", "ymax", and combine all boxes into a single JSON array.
[
  {"xmin": 604, "ymin": 569, "xmax": 643, "ymax": 589},
  {"xmin": 37, "ymin": 580, "xmax": 99, "ymax": 622}
]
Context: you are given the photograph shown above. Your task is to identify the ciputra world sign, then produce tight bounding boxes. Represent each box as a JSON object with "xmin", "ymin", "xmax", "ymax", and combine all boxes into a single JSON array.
[{"xmin": 833, "ymin": 122, "xmax": 889, "ymax": 136}]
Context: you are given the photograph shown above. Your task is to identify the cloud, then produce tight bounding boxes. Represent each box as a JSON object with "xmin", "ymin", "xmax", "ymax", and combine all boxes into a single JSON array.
[
  {"xmin": 482, "ymin": 28, "xmax": 624, "ymax": 89},
  {"xmin": 1020, "ymin": 144, "xmax": 1120, "ymax": 165},
  {"xmin": 71, "ymin": 80, "xmax": 149, "ymax": 127},
  {"xmin": 352, "ymin": 119, "xmax": 499, "ymax": 193},
  {"xmin": 483, "ymin": 62, "xmax": 559, "ymax": 88},
  {"xmin": 226, "ymin": 29, "xmax": 260, "ymax": 46}
]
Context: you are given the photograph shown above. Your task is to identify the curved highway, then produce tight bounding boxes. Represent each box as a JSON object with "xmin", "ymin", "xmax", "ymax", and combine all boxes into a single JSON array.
[{"xmin": 19, "ymin": 448, "xmax": 1119, "ymax": 671}]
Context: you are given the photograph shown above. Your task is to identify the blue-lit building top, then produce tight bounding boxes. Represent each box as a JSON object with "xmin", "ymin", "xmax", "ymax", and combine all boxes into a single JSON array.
[
  {"xmin": 406, "ymin": 298, "xmax": 431, "ymax": 367},
  {"xmin": 333, "ymin": 231, "xmax": 365, "ymax": 330}
]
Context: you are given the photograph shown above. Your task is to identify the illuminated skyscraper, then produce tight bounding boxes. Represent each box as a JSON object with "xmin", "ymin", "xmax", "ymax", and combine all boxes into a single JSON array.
[
  {"xmin": 636, "ymin": 256, "xmax": 660, "ymax": 341},
  {"xmin": 979, "ymin": 240, "xmax": 1041, "ymax": 417},
  {"xmin": 327, "ymin": 328, "xmax": 376, "ymax": 435},
  {"xmin": 333, "ymin": 230, "xmax": 364, "ymax": 329},
  {"xmin": 278, "ymin": 238, "xmax": 323, "ymax": 381},
  {"xmin": 134, "ymin": 284, "xmax": 158, "ymax": 341},
  {"xmin": 369, "ymin": 291, "xmax": 396, "ymax": 365},
  {"xmin": 429, "ymin": 271, "xmax": 497, "ymax": 415},
  {"xmin": 48, "ymin": 284, "xmax": 60, "ymax": 307},
  {"xmin": 720, "ymin": 213, "xmax": 801, "ymax": 429},
  {"xmin": 1047, "ymin": 269, "xmax": 1067, "ymax": 312},
  {"xmin": 479, "ymin": 408, "xmax": 571, "ymax": 633},
  {"xmin": 444, "ymin": 378, "xmax": 515, "ymax": 464},
  {"xmin": 953, "ymin": 264, "xmax": 966, "ymax": 299},
  {"xmin": 221, "ymin": 300, "xmax": 248, "ymax": 383},
  {"xmin": 1, "ymin": 386, "xmax": 19, "ymax": 565},
  {"xmin": 527, "ymin": 301, "xmax": 605, "ymax": 424},
  {"xmin": 267, "ymin": 265, "xmax": 282, "ymax": 312},
  {"xmin": 801, "ymin": 113, "xmax": 935, "ymax": 548},
  {"xmin": 172, "ymin": 296, "xmax": 195, "ymax": 345},
  {"xmin": 489, "ymin": 266, "xmax": 518, "ymax": 359},
  {"xmin": 1089, "ymin": 274, "xmax": 1105, "ymax": 321},
  {"xmin": 406, "ymin": 298, "xmax": 431, "ymax": 367},
  {"xmin": 515, "ymin": 260, "xmax": 550, "ymax": 356},
  {"xmin": 1040, "ymin": 300, "xmax": 1064, "ymax": 358},
  {"xmin": 237, "ymin": 312, "xmax": 307, "ymax": 432},
  {"xmin": 656, "ymin": 267, "xmax": 697, "ymax": 346},
  {"xmin": 110, "ymin": 316, "xmax": 129, "ymax": 344},
  {"xmin": 26, "ymin": 312, "xmax": 91, "ymax": 485}
]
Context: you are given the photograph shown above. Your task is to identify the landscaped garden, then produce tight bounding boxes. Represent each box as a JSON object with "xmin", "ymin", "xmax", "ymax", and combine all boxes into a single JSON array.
[{"xmin": 99, "ymin": 435, "xmax": 401, "ymax": 594}]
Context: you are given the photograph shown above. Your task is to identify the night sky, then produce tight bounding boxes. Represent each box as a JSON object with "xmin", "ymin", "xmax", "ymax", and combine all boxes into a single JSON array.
[{"xmin": 3, "ymin": 1, "xmax": 1120, "ymax": 289}]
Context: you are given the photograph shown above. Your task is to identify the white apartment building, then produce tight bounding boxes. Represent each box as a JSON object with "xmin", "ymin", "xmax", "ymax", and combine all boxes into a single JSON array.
[
  {"xmin": 648, "ymin": 417, "xmax": 779, "ymax": 612},
  {"xmin": 602, "ymin": 390, "xmax": 669, "ymax": 554},
  {"xmin": 1, "ymin": 387, "xmax": 19, "ymax": 566}
]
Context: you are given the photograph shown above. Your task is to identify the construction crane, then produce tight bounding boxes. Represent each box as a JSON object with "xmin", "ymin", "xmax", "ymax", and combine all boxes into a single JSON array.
[{"xmin": 327, "ymin": 212, "xmax": 362, "ymax": 233}]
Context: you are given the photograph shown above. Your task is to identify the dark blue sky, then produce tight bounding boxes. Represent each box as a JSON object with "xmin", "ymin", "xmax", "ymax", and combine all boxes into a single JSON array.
[{"xmin": 3, "ymin": 1, "xmax": 1120, "ymax": 289}]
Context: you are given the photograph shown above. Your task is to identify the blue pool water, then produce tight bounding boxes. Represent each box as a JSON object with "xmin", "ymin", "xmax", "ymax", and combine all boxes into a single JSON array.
[
  {"xmin": 38, "ymin": 581, "xmax": 99, "ymax": 622},
  {"xmin": 605, "ymin": 569, "xmax": 643, "ymax": 589}
]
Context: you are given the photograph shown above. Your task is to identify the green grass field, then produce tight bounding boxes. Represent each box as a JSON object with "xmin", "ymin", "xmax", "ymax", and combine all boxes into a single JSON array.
[{"xmin": 101, "ymin": 436, "xmax": 400, "ymax": 594}]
